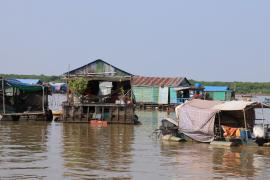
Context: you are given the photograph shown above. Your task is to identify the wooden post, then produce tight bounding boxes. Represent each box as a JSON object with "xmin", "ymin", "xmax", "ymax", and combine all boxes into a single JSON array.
[
  {"xmin": 79, "ymin": 106, "xmax": 83, "ymax": 121},
  {"xmin": 117, "ymin": 106, "xmax": 119, "ymax": 122},
  {"xmin": 63, "ymin": 105, "xmax": 66, "ymax": 121},
  {"xmin": 42, "ymin": 86, "xmax": 45, "ymax": 113},
  {"xmin": 2, "ymin": 78, "xmax": 6, "ymax": 114},
  {"xmin": 243, "ymin": 109, "xmax": 248, "ymax": 142},
  {"xmin": 130, "ymin": 76, "xmax": 133, "ymax": 103},
  {"xmin": 109, "ymin": 107, "xmax": 112, "ymax": 123},
  {"xmin": 218, "ymin": 112, "xmax": 221, "ymax": 138},
  {"xmin": 261, "ymin": 104, "xmax": 266, "ymax": 138},
  {"xmin": 86, "ymin": 106, "xmax": 89, "ymax": 121},
  {"xmin": 72, "ymin": 106, "xmax": 75, "ymax": 121},
  {"xmin": 124, "ymin": 105, "xmax": 127, "ymax": 123},
  {"xmin": 102, "ymin": 106, "xmax": 104, "ymax": 120},
  {"xmin": 66, "ymin": 64, "xmax": 70, "ymax": 103}
]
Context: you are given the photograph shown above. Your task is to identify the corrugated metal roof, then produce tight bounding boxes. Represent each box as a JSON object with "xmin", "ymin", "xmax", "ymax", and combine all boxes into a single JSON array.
[
  {"xmin": 64, "ymin": 59, "xmax": 133, "ymax": 77},
  {"xmin": 132, "ymin": 76, "xmax": 188, "ymax": 87},
  {"xmin": 204, "ymin": 86, "xmax": 229, "ymax": 92}
]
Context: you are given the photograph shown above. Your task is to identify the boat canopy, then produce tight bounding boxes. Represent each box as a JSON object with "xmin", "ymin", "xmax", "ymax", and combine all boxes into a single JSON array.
[
  {"xmin": 5, "ymin": 79, "xmax": 43, "ymax": 92},
  {"xmin": 175, "ymin": 99, "xmax": 268, "ymax": 143}
]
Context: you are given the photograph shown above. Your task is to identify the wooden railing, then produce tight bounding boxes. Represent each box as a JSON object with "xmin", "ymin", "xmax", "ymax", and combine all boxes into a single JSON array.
[{"xmin": 176, "ymin": 98, "xmax": 191, "ymax": 104}]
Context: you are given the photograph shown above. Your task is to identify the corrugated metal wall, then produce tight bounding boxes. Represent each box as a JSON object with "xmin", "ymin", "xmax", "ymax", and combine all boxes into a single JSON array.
[
  {"xmin": 133, "ymin": 86, "xmax": 159, "ymax": 104},
  {"xmin": 158, "ymin": 87, "xmax": 169, "ymax": 104},
  {"xmin": 153, "ymin": 87, "xmax": 159, "ymax": 103},
  {"xmin": 169, "ymin": 87, "xmax": 177, "ymax": 104}
]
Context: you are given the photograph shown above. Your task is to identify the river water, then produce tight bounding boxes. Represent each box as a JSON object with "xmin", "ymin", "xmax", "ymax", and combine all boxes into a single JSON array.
[{"xmin": 1, "ymin": 110, "xmax": 270, "ymax": 179}]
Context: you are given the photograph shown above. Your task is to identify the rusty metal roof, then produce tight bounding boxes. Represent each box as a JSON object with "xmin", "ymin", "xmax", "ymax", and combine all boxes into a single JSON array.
[{"xmin": 132, "ymin": 76, "xmax": 189, "ymax": 87}]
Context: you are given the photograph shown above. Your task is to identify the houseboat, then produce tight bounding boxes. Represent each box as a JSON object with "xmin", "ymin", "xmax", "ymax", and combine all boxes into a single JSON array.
[
  {"xmin": 61, "ymin": 59, "xmax": 139, "ymax": 124},
  {"xmin": 0, "ymin": 78, "xmax": 52, "ymax": 121},
  {"xmin": 132, "ymin": 76, "xmax": 191, "ymax": 109}
]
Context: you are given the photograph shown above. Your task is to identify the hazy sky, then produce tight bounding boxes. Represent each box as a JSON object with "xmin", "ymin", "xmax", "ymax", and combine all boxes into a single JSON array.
[{"xmin": 0, "ymin": 1, "xmax": 269, "ymax": 82}]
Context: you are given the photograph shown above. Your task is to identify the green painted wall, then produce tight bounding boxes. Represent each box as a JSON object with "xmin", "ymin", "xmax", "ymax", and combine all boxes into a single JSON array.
[
  {"xmin": 208, "ymin": 92, "xmax": 226, "ymax": 101},
  {"xmin": 133, "ymin": 86, "xmax": 159, "ymax": 104},
  {"xmin": 170, "ymin": 87, "xmax": 177, "ymax": 104}
]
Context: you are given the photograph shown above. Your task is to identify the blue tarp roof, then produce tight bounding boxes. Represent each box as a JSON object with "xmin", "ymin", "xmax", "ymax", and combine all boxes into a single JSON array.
[
  {"xmin": 16, "ymin": 79, "xmax": 42, "ymax": 85},
  {"xmin": 6, "ymin": 79, "xmax": 43, "ymax": 92},
  {"xmin": 204, "ymin": 86, "xmax": 229, "ymax": 92}
]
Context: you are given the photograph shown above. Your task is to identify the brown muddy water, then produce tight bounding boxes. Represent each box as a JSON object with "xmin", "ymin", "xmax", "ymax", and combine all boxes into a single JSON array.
[{"xmin": 1, "ymin": 111, "xmax": 270, "ymax": 179}]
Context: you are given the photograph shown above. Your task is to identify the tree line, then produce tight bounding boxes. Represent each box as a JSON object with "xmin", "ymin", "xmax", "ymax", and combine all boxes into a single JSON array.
[
  {"xmin": 190, "ymin": 80, "xmax": 270, "ymax": 94},
  {"xmin": 1, "ymin": 74, "xmax": 270, "ymax": 94},
  {"xmin": 0, "ymin": 74, "xmax": 61, "ymax": 83}
]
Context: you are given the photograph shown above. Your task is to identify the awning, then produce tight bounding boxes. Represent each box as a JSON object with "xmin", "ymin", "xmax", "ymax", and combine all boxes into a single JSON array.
[{"xmin": 212, "ymin": 101, "xmax": 254, "ymax": 111}]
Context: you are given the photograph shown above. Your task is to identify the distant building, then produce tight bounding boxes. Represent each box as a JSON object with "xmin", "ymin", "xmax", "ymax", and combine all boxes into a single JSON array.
[
  {"xmin": 204, "ymin": 86, "xmax": 233, "ymax": 101},
  {"xmin": 132, "ymin": 76, "xmax": 191, "ymax": 105}
]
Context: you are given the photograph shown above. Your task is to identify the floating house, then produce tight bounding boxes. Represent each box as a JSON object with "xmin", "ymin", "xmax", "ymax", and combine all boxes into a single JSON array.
[
  {"xmin": 62, "ymin": 59, "xmax": 138, "ymax": 124},
  {"xmin": 204, "ymin": 86, "xmax": 233, "ymax": 101},
  {"xmin": 132, "ymin": 76, "xmax": 191, "ymax": 106},
  {"xmin": 0, "ymin": 78, "xmax": 52, "ymax": 121}
]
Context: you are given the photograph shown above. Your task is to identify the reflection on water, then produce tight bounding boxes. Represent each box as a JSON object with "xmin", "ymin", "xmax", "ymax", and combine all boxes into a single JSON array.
[
  {"xmin": 1, "ymin": 111, "xmax": 270, "ymax": 179},
  {"xmin": 62, "ymin": 123, "xmax": 134, "ymax": 179}
]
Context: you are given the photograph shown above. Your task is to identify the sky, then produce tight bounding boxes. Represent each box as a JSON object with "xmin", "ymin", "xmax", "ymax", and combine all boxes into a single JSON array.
[{"xmin": 0, "ymin": 0, "xmax": 270, "ymax": 82}]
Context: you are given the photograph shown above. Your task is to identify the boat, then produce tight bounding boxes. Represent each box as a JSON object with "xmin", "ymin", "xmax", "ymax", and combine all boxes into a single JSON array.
[
  {"xmin": 159, "ymin": 99, "xmax": 270, "ymax": 146},
  {"xmin": 263, "ymin": 97, "xmax": 270, "ymax": 105}
]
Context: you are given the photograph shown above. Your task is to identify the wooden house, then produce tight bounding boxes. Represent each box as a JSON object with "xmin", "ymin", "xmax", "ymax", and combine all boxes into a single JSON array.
[
  {"xmin": 62, "ymin": 59, "xmax": 138, "ymax": 124},
  {"xmin": 132, "ymin": 76, "xmax": 191, "ymax": 106}
]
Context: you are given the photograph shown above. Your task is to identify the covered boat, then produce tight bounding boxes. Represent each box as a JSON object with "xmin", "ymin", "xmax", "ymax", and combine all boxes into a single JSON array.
[
  {"xmin": 169, "ymin": 99, "xmax": 269, "ymax": 144},
  {"xmin": 176, "ymin": 99, "xmax": 269, "ymax": 142}
]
